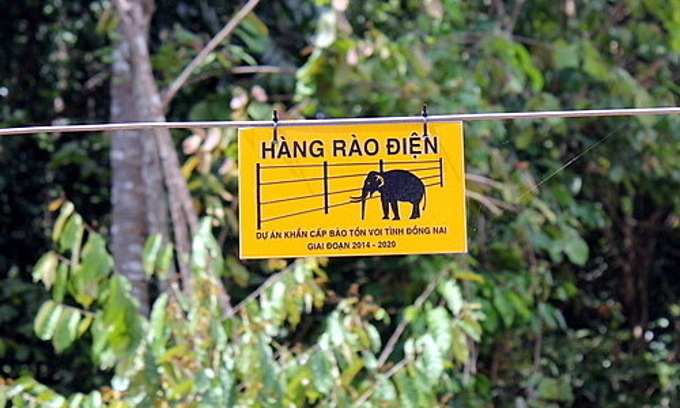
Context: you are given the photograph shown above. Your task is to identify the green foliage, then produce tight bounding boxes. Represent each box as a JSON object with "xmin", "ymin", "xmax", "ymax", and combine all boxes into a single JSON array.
[
  {"xmin": 291, "ymin": 0, "xmax": 680, "ymax": 405},
  {"xmin": 3, "ymin": 0, "xmax": 680, "ymax": 406},
  {"xmin": 4, "ymin": 205, "xmax": 486, "ymax": 406}
]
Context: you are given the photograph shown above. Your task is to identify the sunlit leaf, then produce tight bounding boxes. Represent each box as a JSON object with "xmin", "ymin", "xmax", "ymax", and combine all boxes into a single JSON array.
[
  {"xmin": 59, "ymin": 213, "xmax": 84, "ymax": 260},
  {"xmin": 72, "ymin": 232, "xmax": 113, "ymax": 308},
  {"xmin": 0, "ymin": 382, "xmax": 6, "ymax": 407},
  {"xmin": 425, "ymin": 307, "xmax": 452, "ymax": 353},
  {"xmin": 458, "ymin": 315, "xmax": 483, "ymax": 342},
  {"xmin": 32, "ymin": 251, "xmax": 59, "ymax": 289},
  {"xmin": 53, "ymin": 307, "xmax": 81, "ymax": 352},
  {"xmin": 34, "ymin": 300, "xmax": 62, "ymax": 341},
  {"xmin": 142, "ymin": 233, "xmax": 164, "ymax": 276},
  {"xmin": 47, "ymin": 196, "xmax": 66, "ymax": 212},
  {"xmin": 438, "ymin": 280, "xmax": 463, "ymax": 316},
  {"xmin": 66, "ymin": 393, "xmax": 84, "ymax": 408},
  {"xmin": 81, "ymin": 390, "xmax": 103, "ymax": 408},
  {"xmin": 371, "ymin": 375, "xmax": 397, "ymax": 403},
  {"xmin": 453, "ymin": 270, "xmax": 485, "ymax": 283},
  {"xmin": 313, "ymin": 10, "xmax": 337, "ymax": 48},
  {"xmin": 156, "ymin": 243, "xmax": 174, "ymax": 277},
  {"xmin": 52, "ymin": 201, "xmax": 74, "ymax": 243},
  {"xmin": 77, "ymin": 315, "xmax": 93, "ymax": 337},
  {"xmin": 310, "ymin": 348, "xmax": 333, "ymax": 394},
  {"xmin": 418, "ymin": 333, "xmax": 444, "ymax": 382},
  {"xmin": 149, "ymin": 293, "xmax": 169, "ymax": 354},
  {"xmin": 53, "ymin": 262, "xmax": 69, "ymax": 303}
]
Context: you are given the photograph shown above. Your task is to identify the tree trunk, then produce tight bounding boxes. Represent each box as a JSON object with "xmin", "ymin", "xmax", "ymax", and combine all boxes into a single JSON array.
[{"xmin": 110, "ymin": 0, "xmax": 199, "ymax": 315}]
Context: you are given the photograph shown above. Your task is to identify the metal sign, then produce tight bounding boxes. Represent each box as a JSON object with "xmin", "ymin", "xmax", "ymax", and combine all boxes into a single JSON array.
[{"xmin": 238, "ymin": 121, "xmax": 467, "ymax": 258}]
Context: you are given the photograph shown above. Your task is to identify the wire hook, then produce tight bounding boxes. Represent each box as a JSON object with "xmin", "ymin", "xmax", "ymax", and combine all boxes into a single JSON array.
[
  {"xmin": 272, "ymin": 109, "xmax": 279, "ymax": 144},
  {"xmin": 421, "ymin": 104, "xmax": 429, "ymax": 137}
]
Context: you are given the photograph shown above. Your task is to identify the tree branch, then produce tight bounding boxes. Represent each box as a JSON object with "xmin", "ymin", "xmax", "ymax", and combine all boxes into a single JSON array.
[
  {"xmin": 375, "ymin": 273, "xmax": 441, "ymax": 368},
  {"xmin": 228, "ymin": 266, "xmax": 287, "ymax": 317},
  {"xmin": 162, "ymin": 0, "xmax": 262, "ymax": 109}
]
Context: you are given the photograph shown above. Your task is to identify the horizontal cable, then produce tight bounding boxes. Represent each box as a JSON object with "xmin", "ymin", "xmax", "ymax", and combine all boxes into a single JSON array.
[{"xmin": 1, "ymin": 107, "xmax": 679, "ymax": 136}]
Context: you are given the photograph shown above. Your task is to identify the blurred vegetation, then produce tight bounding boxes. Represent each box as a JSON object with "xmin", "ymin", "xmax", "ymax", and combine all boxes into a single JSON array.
[{"xmin": 1, "ymin": 0, "xmax": 680, "ymax": 406}]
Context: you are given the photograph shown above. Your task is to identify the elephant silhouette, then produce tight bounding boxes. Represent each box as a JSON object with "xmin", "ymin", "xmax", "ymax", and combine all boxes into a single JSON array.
[{"xmin": 350, "ymin": 170, "xmax": 426, "ymax": 220}]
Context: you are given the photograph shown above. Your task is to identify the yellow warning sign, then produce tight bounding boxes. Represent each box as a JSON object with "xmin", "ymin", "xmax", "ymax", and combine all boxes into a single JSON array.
[{"xmin": 238, "ymin": 121, "xmax": 467, "ymax": 258}]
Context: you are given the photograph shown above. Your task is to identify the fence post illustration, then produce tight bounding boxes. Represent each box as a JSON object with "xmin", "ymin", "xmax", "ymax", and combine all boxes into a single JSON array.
[
  {"xmin": 323, "ymin": 161, "xmax": 329, "ymax": 214},
  {"xmin": 256, "ymin": 162, "xmax": 262, "ymax": 230},
  {"xmin": 439, "ymin": 157, "xmax": 444, "ymax": 187}
]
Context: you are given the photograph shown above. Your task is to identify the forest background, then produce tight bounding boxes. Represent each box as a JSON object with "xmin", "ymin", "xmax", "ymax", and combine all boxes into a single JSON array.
[{"xmin": 1, "ymin": 0, "xmax": 680, "ymax": 406}]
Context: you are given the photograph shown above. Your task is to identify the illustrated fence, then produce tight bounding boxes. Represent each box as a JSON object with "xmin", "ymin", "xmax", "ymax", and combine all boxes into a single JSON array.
[{"xmin": 255, "ymin": 158, "xmax": 444, "ymax": 229}]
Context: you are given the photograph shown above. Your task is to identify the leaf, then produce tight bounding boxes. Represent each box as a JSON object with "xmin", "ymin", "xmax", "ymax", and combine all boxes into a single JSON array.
[
  {"xmin": 72, "ymin": 232, "xmax": 113, "ymax": 307},
  {"xmin": 77, "ymin": 315, "xmax": 93, "ymax": 337},
  {"xmin": 191, "ymin": 217, "xmax": 223, "ymax": 275},
  {"xmin": 59, "ymin": 213, "xmax": 84, "ymax": 259},
  {"xmin": 492, "ymin": 288, "xmax": 515, "ymax": 328},
  {"xmin": 52, "ymin": 201, "xmax": 74, "ymax": 243},
  {"xmin": 226, "ymin": 256, "xmax": 250, "ymax": 287},
  {"xmin": 267, "ymin": 278, "xmax": 286, "ymax": 325},
  {"xmin": 66, "ymin": 393, "xmax": 84, "ymax": 408},
  {"xmin": 418, "ymin": 333, "xmax": 444, "ymax": 382},
  {"xmin": 535, "ymin": 375, "xmax": 574, "ymax": 402},
  {"xmin": 0, "ymin": 378, "xmax": 7, "ymax": 407},
  {"xmin": 53, "ymin": 307, "xmax": 81, "ymax": 353},
  {"xmin": 454, "ymin": 270, "xmax": 485, "ymax": 283},
  {"xmin": 340, "ymin": 357, "xmax": 364, "ymax": 386},
  {"xmin": 246, "ymin": 102, "xmax": 274, "ymax": 121},
  {"xmin": 425, "ymin": 307, "xmax": 452, "ymax": 353},
  {"xmin": 181, "ymin": 155, "xmax": 200, "ymax": 179},
  {"xmin": 506, "ymin": 291, "xmax": 531, "ymax": 323},
  {"xmin": 48, "ymin": 196, "xmax": 66, "ymax": 211},
  {"xmin": 458, "ymin": 315, "xmax": 483, "ymax": 342},
  {"xmin": 372, "ymin": 375, "xmax": 397, "ymax": 403},
  {"xmin": 308, "ymin": 348, "xmax": 333, "ymax": 395},
  {"xmin": 327, "ymin": 311, "xmax": 345, "ymax": 347},
  {"xmin": 449, "ymin": 324, "xmax": 470, "ymax": 364},
  {"xmin": 313, "ymin": 10, "xmax": 337, "ymax": 48},
  {"xmin": 481, "ymin": 299, "xmax": 499, "ymax": 332},
  {"xmin": 142, "ymin": 233, "xmax": 163, "ymax": 276},
  {"xmin": 438, "ymin": 280, "xmax": 463, "ymax": 316},
  {"xmin": 581, "ymin": 39, "xmax": 610, "ymax": 81},
  {"xmin": 53, "ymin": 263, "xmax": 69, "ymax": 303},
  {"xmin": 81, "ymin": 390, "xmax": 103, "ymax": 408},
  {"xmin": 365, "ymin": 322, "xmax": 382, "ymax": 352},
  {"xmin": 34, "ymin": 300, "xmax": 62, "ymax": 341},
  {"xmin": 239, "ymin": 13, "xmax": 270, "ymax": 50},
  {"xmin": 149, "ymin": 293, "xmax": 169, "ymax": 354},
  {"xmin": 32, "ymin": 251, "xmax": 59, "ymax": 289},
  {"xmin": 394, "ymin": 370, "xmax": 420, "ymax": 408},
  {"xmin": 539, "ymin": 302, "xmax": 567, "ymax": 331},
  {"xmin": 553, "ymin": 39, "xmax": 579, "ymax": 69},
  {"xmin": 100, "ymin": 275, "xmax": 143, "ymax": 358},
  {"xmin": 563, "ymin": 228, "xmax": 589, "ymax": 266},
  {"xmin": 156, "ymin": 243, "xmax": 174, "ymax": 277}
]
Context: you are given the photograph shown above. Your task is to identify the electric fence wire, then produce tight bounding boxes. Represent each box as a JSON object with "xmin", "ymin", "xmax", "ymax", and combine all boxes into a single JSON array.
[{"xmin": 0, "ymin": 107, "xmax": 679, "ymax": 136}]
